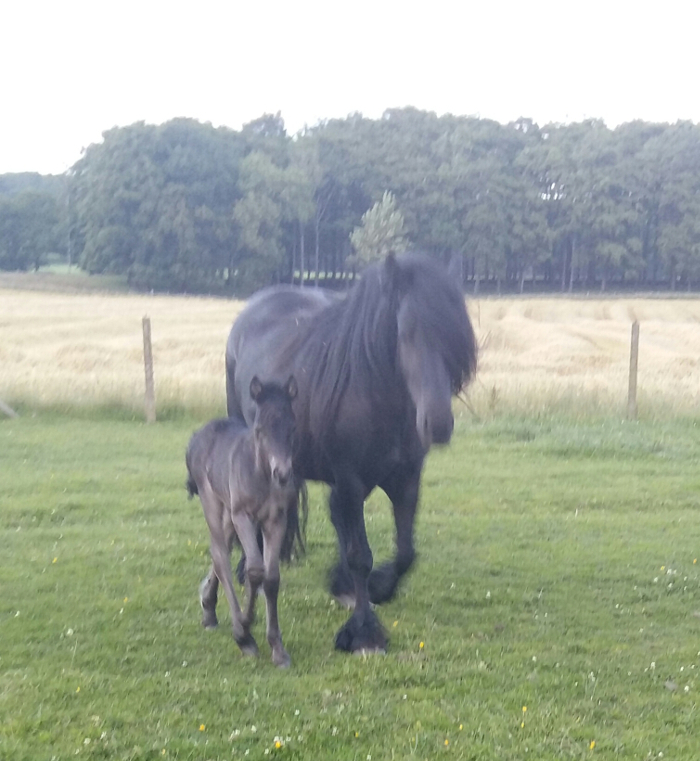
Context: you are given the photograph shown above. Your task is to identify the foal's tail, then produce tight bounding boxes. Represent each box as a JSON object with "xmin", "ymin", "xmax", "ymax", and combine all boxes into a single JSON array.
[
  {"xmin": 280, "ymin": 477, "xmax": 309, "ymax": 563},
  {"xmin": 186, "ymin": 473, "xmax": 199, "ymax": 500}
]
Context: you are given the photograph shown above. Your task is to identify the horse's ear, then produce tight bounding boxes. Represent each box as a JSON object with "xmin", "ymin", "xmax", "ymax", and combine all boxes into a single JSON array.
[
  {"xmin": 382, "ymin": 252, "xmax": 412, "ymax": 295},
  {"xmin": 249, "ymin": 375, "xmax": 263, "ymax": 402},
  {"xmin": 285, "ymin": 375, "xmax": 298, "ymax": 401}
]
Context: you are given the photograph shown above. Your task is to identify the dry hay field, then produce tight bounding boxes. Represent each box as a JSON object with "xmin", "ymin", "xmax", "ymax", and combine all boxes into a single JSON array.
[{"xmin": 1, "ymin": 285, "xmax": 699, "ymax": 418}]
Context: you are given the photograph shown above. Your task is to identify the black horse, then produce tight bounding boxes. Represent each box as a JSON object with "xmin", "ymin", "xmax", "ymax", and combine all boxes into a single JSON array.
[{"xmin": 226, "ymin": 254, "xmax": 478, "ymax": 653}]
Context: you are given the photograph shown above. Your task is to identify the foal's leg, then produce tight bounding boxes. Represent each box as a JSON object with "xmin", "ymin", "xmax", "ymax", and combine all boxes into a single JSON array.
[
  {"xmin": 370, "ymin": 459, "xmax": 423, "ymax": 604},
  {"xmin": 262, "ymin": 508, "xmax": 291, "ymax": 668},
  {"xmin": 199, "ymin": 486, "xmax": 247, "ymax": 645},
  {"xmin": 200, "ymin": 510, "xmax": 237, "ymax": 628},
  {"xmin": 330, "ymin": 475, "xmax": 387, "ymax": 654},
  {"xmin": 231, "ymin": 512, "xmax": 264, "ymax": 657}
]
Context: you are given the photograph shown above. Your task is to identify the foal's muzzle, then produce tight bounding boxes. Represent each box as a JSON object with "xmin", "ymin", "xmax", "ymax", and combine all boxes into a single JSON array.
[{"xmin": 271, "ymin": 460, "xmax": 293, "ymax": 487}]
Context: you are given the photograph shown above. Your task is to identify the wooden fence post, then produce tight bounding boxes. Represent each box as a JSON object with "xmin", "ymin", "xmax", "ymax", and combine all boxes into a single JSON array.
[
  {"xmin": 142, "ymin": 316, "xmax": 156, "ymax": 424},
  {"xmin": 0, "ymin": 398, "xmax": 18, "ymax": 418},
  {"xmin": 627, "ymin": 320, "xmax": 639, "ymax": 420}
]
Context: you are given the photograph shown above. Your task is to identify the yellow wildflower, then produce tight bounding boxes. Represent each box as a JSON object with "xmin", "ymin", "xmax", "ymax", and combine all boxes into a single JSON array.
[
  {"xmin": 590, "ymin": 740, "xmax": 596, "ymax": 750},
  {"xmin": 419, "ymin": 641, "xmax": 424, "ymax": 650},
  {"xmin": 199, "ymin": 724, "xmax": 206, "ymax": 732}
]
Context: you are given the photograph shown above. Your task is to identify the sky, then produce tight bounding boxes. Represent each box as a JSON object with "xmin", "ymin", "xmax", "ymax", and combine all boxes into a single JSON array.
[{"xmin": 1, "ymin": 0, "xmax": 697, "ymax": 175}]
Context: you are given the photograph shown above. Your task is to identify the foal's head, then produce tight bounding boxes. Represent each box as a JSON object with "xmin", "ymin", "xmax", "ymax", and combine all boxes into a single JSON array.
[{"xmin": 249, "ymin": 375, "xmax": 298, "ymax": 487}]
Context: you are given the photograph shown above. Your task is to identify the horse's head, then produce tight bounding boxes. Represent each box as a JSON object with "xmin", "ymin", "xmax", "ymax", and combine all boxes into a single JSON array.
[
  {"xmin": 250, "ymin": 375, "xmax": 298, "ymax": 487},
  {"xmin": 385, "ymin": 255, "xmax": 478, "ymax": 450}
]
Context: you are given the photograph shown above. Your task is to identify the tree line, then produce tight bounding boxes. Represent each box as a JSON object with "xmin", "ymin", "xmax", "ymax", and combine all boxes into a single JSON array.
[{"xmin": 1, "ymin": 109, "xmax": 700, "ymax": 294}]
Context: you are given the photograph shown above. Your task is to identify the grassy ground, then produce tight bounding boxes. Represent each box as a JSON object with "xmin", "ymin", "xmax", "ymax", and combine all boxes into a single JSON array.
[{"xmin": 1, "ymin": 412, "xmax": 699, "ymax": 760}]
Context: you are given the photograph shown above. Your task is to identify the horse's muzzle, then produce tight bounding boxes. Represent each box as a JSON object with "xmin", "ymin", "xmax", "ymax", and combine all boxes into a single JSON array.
[{"xmin": 418, "ymin": 409, "xmax": 454, "ymax": 449}]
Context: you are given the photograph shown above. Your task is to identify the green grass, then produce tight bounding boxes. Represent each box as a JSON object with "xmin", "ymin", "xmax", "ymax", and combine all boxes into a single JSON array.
[{"xmin": 1, "ymin": 413, "xmax": 699, "ymax": 760}]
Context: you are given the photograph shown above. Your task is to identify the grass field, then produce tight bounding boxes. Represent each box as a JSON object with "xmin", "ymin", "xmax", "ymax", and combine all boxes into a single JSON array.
[
  {"xmin": 1, "ymin": 283, "xmax": 699, "ymax": 419},
  {"xmin": 1, "ymin": 414, "xmax": 699, "ymax": 760},
  {"xmin": 1, "ymin": 280, "xmax": 699, "ymax": 758}
]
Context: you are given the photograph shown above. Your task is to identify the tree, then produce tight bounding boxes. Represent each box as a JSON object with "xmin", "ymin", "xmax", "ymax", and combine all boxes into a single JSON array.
[
  {"xmin": 348, "ymin": 191, "xmax": 407, "ymax": 268},
  {"xmin": 0, "ymin": 191, "xmax": 62, "ymax": 271}
]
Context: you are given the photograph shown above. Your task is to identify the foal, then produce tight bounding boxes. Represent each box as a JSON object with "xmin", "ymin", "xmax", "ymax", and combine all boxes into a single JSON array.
[{"xmin": 186, "ymin": 375, "xmax": 298, "ymax": 667}]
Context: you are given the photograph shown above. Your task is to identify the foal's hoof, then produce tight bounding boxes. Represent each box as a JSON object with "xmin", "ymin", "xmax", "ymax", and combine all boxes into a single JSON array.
[
  {"xmin": 201, "ymin": 612, "xmax": 218, "ymax": 629},
  {"xmin": 272, "ymin": 649, "xmax": 291, "ymax": 669},
  {"xmin": 334, "ymin": 611, "xmax": 387, "ymax": 654},
  {"xmin": 236, "ymin": 632, "xmax": 259, "ymax": 658}
]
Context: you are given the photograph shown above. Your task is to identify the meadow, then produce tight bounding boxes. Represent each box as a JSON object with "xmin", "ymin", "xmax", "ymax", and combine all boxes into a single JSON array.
[
  {"xmin": 1, "ymin": 278, "xmax": 700, "ymax": 759},
  {"xmin": 2, "ymin": 275, "xmax": 700, "ymax": 419}
]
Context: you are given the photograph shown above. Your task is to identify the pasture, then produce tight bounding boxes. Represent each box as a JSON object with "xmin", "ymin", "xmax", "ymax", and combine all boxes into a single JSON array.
[
  {"xmin": 2, "ymin": 414, "xmax": 700, "ymax": 760},
  {"xmin": 1, "ymin": 283, "xmax": 700, "ymax": 759}
]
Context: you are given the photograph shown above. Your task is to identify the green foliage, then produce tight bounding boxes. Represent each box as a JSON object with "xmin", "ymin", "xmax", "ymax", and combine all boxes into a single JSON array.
[
  {"xmin": 349, "ymin": 190, "xmax": 407, "ymax": 267},
  {"xmin": 4, "ymin": 111, "xmax": 700, "ymax": 292},
  {"xmin": 0, "ymin": 191, "xmax": 63, "ymax": 271},
  {"xmin": 2, "ymin": 413, "xmax": 699, "ymax": 759}
]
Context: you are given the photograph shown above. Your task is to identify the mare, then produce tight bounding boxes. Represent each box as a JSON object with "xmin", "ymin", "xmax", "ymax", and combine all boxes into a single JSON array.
[
  {"xmin": 186, "ymin": 375, "xmax": 302, "ymax": 667},
  {"xmin": 225, "ymin": 254, "xmax": 478, "ymax": 653}
]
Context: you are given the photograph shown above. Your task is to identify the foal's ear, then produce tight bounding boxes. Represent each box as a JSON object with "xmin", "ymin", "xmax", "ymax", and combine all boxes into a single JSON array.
[
  {"xmin": 285, "ymin": 375, "xmax": 298, "ymax": 401},
  {"xmin": 249, "ymin": 375, "xmax": 264, "ymax": 402}
]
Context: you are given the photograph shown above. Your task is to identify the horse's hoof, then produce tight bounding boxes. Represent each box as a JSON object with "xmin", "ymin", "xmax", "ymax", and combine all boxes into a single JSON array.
[
  {"xmin": 353, "ymin": 647, "xmax": 387, "ymax": 656},
  {"xmin": 368, "ymin": 562, "xmax": 400, "ymax": 605},
  {"xmin": 334, "ymin": 611, "xmax": 387, "ymax": 654}
]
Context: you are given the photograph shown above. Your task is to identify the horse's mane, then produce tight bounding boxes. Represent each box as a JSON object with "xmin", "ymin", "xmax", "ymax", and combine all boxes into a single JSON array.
[
  {"xmin": 291, "ymin": 254, "xmax": 478, "ymax": 436},
  {"xmin": 398, "ymin": 255, "xmax": 478, "ymax": 394}
]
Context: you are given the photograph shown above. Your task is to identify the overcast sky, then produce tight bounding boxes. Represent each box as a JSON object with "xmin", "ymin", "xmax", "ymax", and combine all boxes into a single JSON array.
[{"xmin": 2, "ymin": 0, "xmax": 697, "ymax": 175}]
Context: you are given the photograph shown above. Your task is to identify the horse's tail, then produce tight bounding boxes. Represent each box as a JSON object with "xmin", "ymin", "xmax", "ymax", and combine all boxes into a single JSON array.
[
  {"xmin": 280, "ymin": 477, "xmax": 309, "ymax": 564},
  {"xmin": 225, "ymin": 346, "xmax": 242, "ymax": 419}
]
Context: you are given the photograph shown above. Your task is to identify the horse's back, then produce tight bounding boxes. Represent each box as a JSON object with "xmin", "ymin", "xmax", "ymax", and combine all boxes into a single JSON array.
[{"xmin": 226, "ymin": 286, "xmax": 338, "ymax": 420}]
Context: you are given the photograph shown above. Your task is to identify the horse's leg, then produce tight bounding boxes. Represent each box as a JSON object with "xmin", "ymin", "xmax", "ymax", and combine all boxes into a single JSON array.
[
  {"xmin": 199, "ymin": 486, "xmax": 247, "ymax": 646},
  {"xmin": 261, "ymin": 510, "xmax": 291, "ymax": 668},
  {"xmin": 231, "ymin": 512, "xmax": 264, "ymax": 657},
  {"xmin": 328, "ymin": 491, "xmax": 355, "ymax": 608},
  {"xmin": 370, "ymin": 459, "xmax": 423, "ymax": 604},
  {"xmin": 331, "ymin": 476, "xmax": 387, "ymax": 653},
  {"xmin": 200, "ymin": 509, "xmax": 237, "ymax": 628}
]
